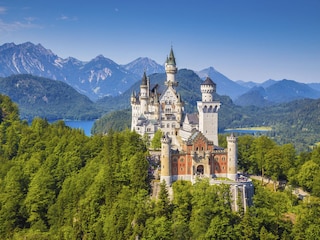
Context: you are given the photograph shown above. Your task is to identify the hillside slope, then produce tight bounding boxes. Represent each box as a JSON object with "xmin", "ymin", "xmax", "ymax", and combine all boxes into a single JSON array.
[{"xmin": 0, "ymin": 74, "xmax": 102, "ymax": 120}]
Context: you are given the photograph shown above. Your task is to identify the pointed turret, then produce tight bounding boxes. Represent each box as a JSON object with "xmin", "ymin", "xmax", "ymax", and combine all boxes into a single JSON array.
[
  {"xmin": 201, "ymin": 77, "xmax": 216, "ymax": 102},
  {"xmin": 141, "ymin": 71, "xmax": 148, "ymax": 86},
  {"xmin": 139, "ymin": 71, "xmax": 148, "ymax": 113},
  {"xmin": 131, "ymin": 91, "xmax": 136, "ymax": 104},
  {"xmin": 165, "ymin": 47, "xmax": 178, "ymax": 86},
  {"xmin": 166, "ymin": 47, "xmax": 176, "ymax": 66}
]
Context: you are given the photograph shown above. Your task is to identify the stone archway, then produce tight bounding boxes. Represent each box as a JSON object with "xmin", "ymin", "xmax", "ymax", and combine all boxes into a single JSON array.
[{"xmin": 196, "ymin": 165, "xmax": 204, "ymax": 175}]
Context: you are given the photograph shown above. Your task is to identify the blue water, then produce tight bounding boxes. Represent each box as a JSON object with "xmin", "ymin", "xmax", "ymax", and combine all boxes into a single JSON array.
[
  {"xmin": 223, "ymin": 129, "xmax": 270, "ymax": 135},
  {"xmin": 64, "ymin": 120, "xmax": 95, "ymax": 136}
]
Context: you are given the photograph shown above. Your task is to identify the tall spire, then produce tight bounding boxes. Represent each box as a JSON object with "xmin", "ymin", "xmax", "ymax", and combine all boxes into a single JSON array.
[
  {"xmin": 166, "ymin": 47, "xmax": 176, "ymax": 66},
  {"xmin": 165, "ymin": 47, "xmax": 178, "ymax": 86},
  {"xmin": 141, "ymin": 71, "xmax": 147, "ymax": 85}
]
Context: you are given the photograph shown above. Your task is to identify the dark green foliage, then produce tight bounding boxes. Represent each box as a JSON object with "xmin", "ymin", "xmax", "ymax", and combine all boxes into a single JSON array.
[
  {"xmin": 91, "ymin": 108, "xmax": 131, "ymax": 134},
  {"xmin": 1, "ymin": 94, "xmax": 320, "ymax": 239}
]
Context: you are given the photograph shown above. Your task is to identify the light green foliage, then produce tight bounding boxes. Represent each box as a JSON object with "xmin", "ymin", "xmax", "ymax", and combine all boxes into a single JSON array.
[
  {"xmin": 250, "ymin": 136, "xmax": 276, "ymax": 178},
  {"xmin": 189, "ymin": 179, "xmax": 235, "ymax": 239},
  {"xmin": 151, "ymin": 129, "xmax": 162, "ymax": 149},
  {"xmin": 293, "ymin": 197, "xmax": 320, "ymax": 239},
  {"xmin": 155, "ymin": 181, "xmax": 172, "ymax": 218},
  {"xmin": 25, "ymin": 167, "xmax": 56, "ymax": 231},
  {"xmin": 297, "ymin": 160, "xmax": 320, "ymax": 192},
  {"xmin": 237, "ymin": 135, "xmax": 255, "ymax": 173},
  {"xmin": 0, "ymin": 165, "xmax": 28, "ymax": 238},
  {"xmin": 1, "ymin": 95, "xmax": 320, "ymax": 239},
  {"xmin": 171, "ymin": 181, "xmax": 192, "ymax": 239}
]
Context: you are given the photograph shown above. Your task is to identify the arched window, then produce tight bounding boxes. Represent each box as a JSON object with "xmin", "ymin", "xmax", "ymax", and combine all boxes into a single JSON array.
[{"xmin": 203, "ymin": 106, "xmax": 208, "ymax": 113}]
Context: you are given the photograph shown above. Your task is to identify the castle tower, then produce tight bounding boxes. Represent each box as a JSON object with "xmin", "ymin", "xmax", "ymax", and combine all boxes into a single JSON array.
[
  {"xmin": 227, "ymin": 133, "xmax": 238, "ymax": 181},
  {"xmin": 197, "ymin": 77, "xmax": 221, "ymax": 145},
  {"xmin": 139, "ymin": 71, "xmax": 149, "ymax": 113},
  {"xmin": 160, "ymin": 133, "xmax": 172, "ymax": 186},
  {"xmin": 159, "ymin": 48, "xmax": 183, "ymax": 146},
  {"xmin": 165, "ymin": 47, "xmax": 178, "ymax": 86},
  {"xmin": 130, "ymin": 91, "xmax": 137, "ymax": 131}
]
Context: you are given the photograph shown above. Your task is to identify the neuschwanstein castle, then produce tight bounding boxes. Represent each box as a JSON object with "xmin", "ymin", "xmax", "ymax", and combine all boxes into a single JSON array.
[{"xmin": 131, "ymin": 48, "xmax": 253, "ymax": 209}]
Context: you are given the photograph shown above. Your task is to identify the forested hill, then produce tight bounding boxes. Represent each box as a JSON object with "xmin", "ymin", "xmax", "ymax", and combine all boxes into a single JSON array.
[
  {"xmin": 1, "ymin": 95, "xmax": 320, "ymax": 239},
  {"xmin": 0, "ymin": 74, "xmax": 102, "ymax": 120}
]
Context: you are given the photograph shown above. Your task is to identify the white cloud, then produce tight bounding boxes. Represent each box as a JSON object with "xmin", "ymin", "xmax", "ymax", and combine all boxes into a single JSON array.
[
  {"xmin": 57, "ymin": 14, "xmax": 78, "ymax": 21},
  {"xmin": 0, "ymin": 6, "xmax": 7, "ymax": 14},
  {"xmin": 0, "ymin": 19, "xmax": 40, "ymax": 32}
]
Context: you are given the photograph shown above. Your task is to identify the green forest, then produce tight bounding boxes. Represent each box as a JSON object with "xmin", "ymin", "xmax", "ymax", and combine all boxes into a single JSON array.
[{"xmin": 1, "ymin": 94, "xmax": 320, "ymax": 239}]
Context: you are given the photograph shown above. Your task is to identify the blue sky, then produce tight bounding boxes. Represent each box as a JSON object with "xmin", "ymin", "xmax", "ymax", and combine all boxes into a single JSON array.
[{"xmin": 0, "ymin": 0, "xmax": 319, "ymax": 83}]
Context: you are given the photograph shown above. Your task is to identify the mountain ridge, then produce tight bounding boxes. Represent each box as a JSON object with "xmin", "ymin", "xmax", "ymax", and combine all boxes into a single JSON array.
[
  {"xmin": 0, "ymin": 74, "xmax": 102, "ymax": 120},
  {"xmin": 234, "ymin": 79, "xmax": 320, "ymax": 106},
  {"xmin": 1, "ymin": 42, "xmax": 319, "ymax": 105}
]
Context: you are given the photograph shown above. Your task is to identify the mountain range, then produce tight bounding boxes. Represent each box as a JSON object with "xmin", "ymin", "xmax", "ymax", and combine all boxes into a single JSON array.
[
  {"xmin": 234, "ymin": 80, "xmax": 320, "ymax": 107},
  {"xmin": 0, "ymin": 42, "xmax": 164, "ymax": 101},
  {"xmin": 0, "ymin": 42, "xmax": 320, "ymax": 106}
]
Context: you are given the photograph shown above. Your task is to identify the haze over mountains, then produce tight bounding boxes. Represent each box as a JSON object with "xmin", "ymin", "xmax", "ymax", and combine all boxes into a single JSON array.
[{"xmin": 0, "ymin": 42, "xmax": 320, "ymax": 106}]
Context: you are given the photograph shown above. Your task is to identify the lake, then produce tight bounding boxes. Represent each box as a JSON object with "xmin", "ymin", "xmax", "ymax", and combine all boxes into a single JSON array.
[
  {"xmin": 223, "ymin": 129, "xmax": 271, "ymax": 135},
  {"xmin": 64, "ymin": 120, "xmax": 95, "ymax": 136}
]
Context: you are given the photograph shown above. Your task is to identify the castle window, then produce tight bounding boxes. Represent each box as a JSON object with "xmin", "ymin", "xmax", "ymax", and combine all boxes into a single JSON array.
[
  {"xmin": 180, "ymin": 158, "xmax": 184, "ymax": 163},
  {"xmin": 180, "ymin": 167, "xmax": 184, "ymax": 171},
  {"xmin": 222, "ymin": 157, "xmax": 226, "ymax": 161},
  {"xmin": 203, "ymin": 106, "xmax": 207, "ymax": 113},
  {"xmin": 173, "ymin": 158, "xmax": 177, "ymax": 163},
  {"xmin": 215, "ymin": 166, "xmax": 219, "ymax": 170}
]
